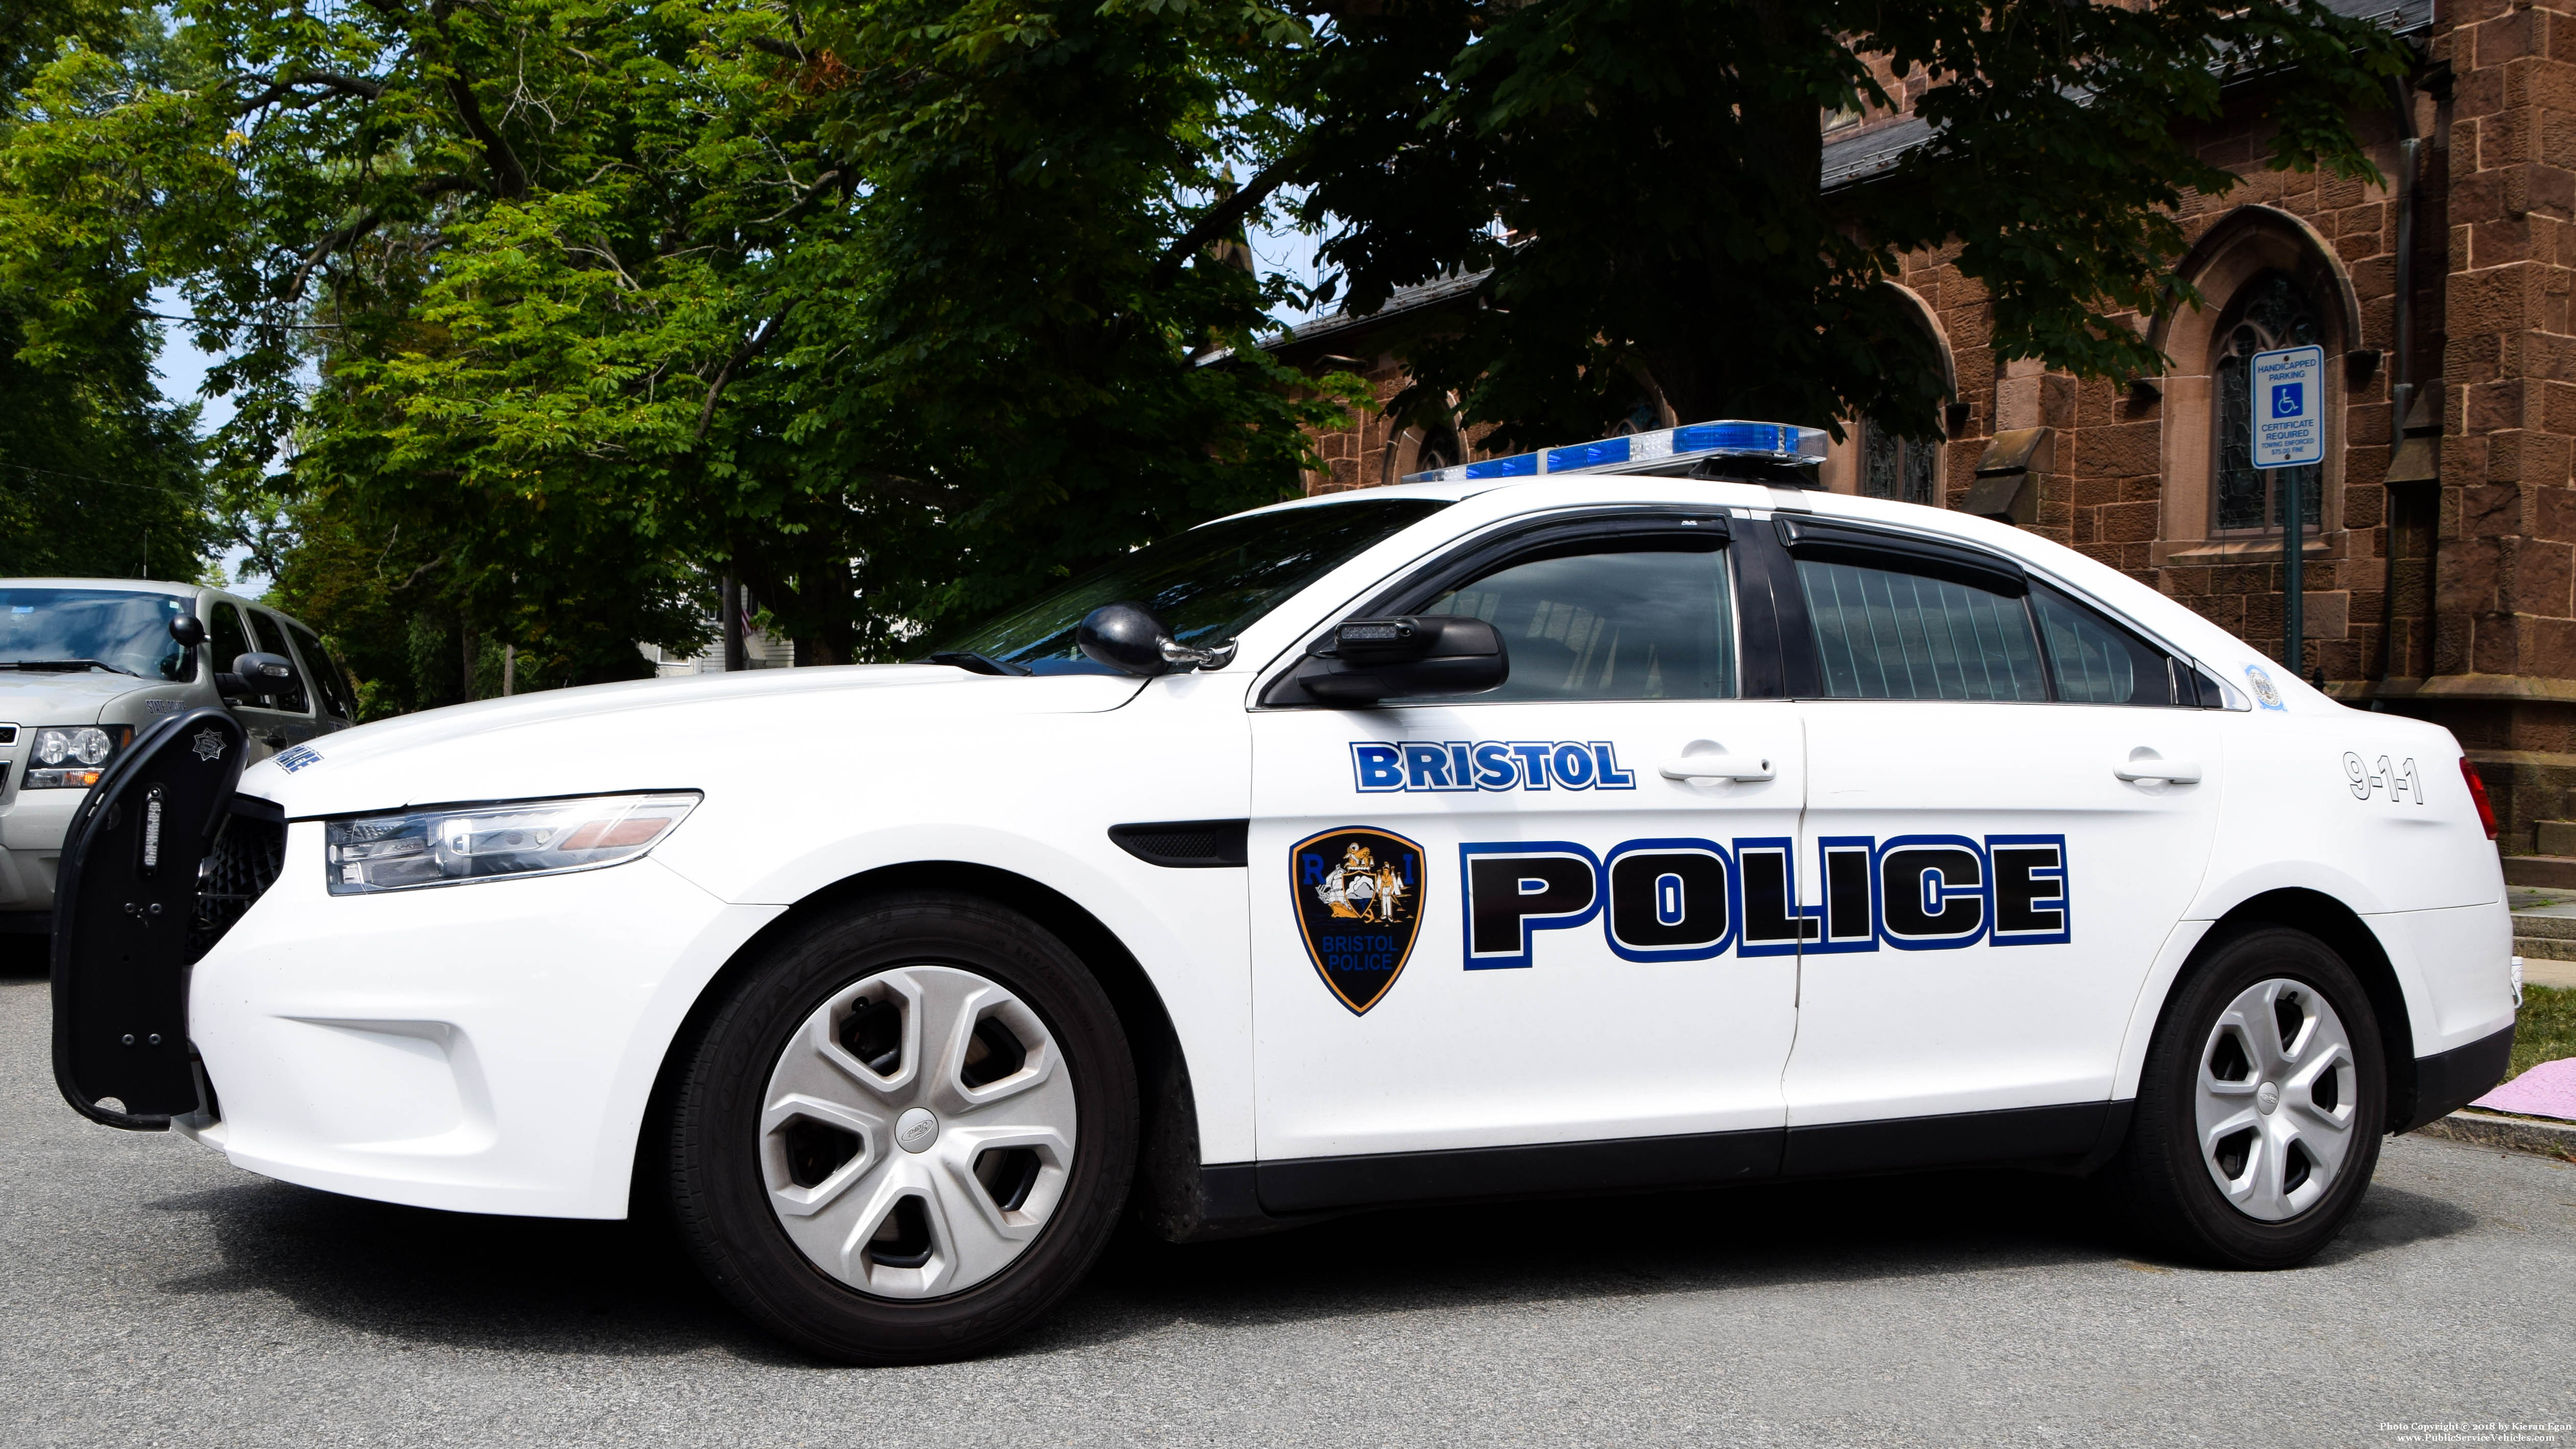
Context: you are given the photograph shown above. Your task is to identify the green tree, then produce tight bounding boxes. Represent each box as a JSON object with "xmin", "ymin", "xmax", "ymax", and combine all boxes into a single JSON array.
[
  {"xmin": 0, "ymin": 2, "xmax": 214, "ymax": 582},
  {"xmin": 1292, "ymin": 0, "xmax": 2411, "ymax": 449},
  {"xmin": 0, "ymin": 0, "xmax": 1353, "ymax": 694},
  {"xmin": 782, "ymin": 0, "xmax": 1352, "ymax": 647}
]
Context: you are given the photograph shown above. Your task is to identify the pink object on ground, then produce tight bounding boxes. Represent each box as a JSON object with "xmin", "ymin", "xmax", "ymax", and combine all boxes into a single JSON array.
[{"xmin": 2469, "ymin": 1057, "xmax": 2576, "ymax": 1121}]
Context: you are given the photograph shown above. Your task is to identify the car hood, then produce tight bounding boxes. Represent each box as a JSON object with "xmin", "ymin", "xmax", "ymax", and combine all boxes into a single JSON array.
[
  {"xmin": 237, "ymin": 663, "xmax": 1146, "ymax": 818},
  {"xmin": 0, "ymin": 670, "xmax": 158, "ymax": 723}
]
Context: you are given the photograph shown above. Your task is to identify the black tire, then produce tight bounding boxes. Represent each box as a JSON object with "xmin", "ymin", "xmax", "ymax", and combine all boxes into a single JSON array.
[
  {"xmin": 666, "ymin": 890, "xmax": 1137, "ymax": 1363},
  {"xmin": 2105, "ymin": 924, "xmax": 2386, "ymax": 1268}
]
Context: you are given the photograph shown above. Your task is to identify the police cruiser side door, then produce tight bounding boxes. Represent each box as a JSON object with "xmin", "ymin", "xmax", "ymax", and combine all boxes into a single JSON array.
[
  {"xmin": 1766, "ymin": 517, "xmax": 2225, "ymax": 1159},
  {"xmin": 1245, "ymin": 509, "xmax": 1803, "ymax": 1200}
]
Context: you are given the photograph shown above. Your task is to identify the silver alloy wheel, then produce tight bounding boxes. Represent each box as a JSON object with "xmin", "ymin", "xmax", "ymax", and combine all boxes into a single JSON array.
[
  {"xmin": 758, "ymin": 964, "xmax": 1077, "ymax": 1298},
  {"xmin": 2194, "ymin": 976, "xmax": 2358, "ymax": 1221}
]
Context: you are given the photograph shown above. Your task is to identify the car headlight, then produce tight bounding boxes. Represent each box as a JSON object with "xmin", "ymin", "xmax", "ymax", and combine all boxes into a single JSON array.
[
  {"xmin": 324, "ymin": 791, "xmax": 701, "ymax": 894},
  {"xmin": 24, "ymin": 725, "xmax": 132, "ymax": 789}
]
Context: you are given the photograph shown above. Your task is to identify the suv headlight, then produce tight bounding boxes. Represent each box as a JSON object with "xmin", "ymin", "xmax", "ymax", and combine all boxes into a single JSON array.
[
  {"xmin": 324, "ymin": 791, "xmax": 701, "ymax": 894},
  {"xmin": 25, "ymin": 725, "xmax": 132, "ymax": 789}
]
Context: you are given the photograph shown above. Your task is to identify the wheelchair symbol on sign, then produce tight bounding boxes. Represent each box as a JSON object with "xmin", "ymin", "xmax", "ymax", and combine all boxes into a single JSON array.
[{"xmin": 2272, "ymin": 383, "xmax": 2304, "ymax": 418}]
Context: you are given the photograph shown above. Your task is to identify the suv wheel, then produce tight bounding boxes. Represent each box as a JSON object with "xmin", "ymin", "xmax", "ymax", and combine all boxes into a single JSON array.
[
  {"xmin": 666, "ymin": 891, "xmax": 1137, "ymax": 1362},
  {"xmin": 2107, "ymin": 925, "xmax": 2386, "ymax": 1268}
]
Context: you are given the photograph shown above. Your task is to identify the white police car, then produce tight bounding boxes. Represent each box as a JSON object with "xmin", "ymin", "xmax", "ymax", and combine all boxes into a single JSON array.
[{"xmin": 51, "ymin": 421, "xmax": 2516, "ymax": 1363}]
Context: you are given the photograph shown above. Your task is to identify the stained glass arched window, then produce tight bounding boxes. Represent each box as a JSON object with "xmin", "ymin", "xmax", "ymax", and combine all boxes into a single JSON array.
[
  {"xmin": 2213, "ymin": 274, "xmax": 2325, "ymax": 534},
  {"xmin": 1862, "ymin": 419, "xmax": 1938, "ymax": 506}
]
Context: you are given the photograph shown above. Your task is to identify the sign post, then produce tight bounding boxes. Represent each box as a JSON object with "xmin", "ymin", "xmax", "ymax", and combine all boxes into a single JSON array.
[{"xmin": 2252, "ymin": 344, "xmax": 2325, "ymax": 676}]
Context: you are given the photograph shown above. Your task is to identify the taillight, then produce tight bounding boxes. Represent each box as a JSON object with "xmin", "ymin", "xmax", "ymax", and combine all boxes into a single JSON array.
[{"xmin": 2460, "ymin": 757, "xmax": 2499, "ymax": 840}]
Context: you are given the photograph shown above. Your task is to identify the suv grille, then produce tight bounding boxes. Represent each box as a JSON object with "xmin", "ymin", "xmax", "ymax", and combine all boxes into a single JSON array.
[{"xmin": 189, "ymin": 814, "xmax": 286, "ymax": 962}]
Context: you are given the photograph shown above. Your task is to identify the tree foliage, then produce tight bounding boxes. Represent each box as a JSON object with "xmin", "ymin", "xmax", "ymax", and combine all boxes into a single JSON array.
[
  {"xmin": 1295, "ymin": 0, "xmax": 2411, "ymax": 448},
  {"xmin": 0, "ymin": 0, "xmax": 2408, "ymax": 708},
  {"xmin": 0, "ymin": 2, "xmax": 214, "ymax": 582},
  {"xmin": 1, "ymin": 0, "xmax": 1349, "ymax": 704}
]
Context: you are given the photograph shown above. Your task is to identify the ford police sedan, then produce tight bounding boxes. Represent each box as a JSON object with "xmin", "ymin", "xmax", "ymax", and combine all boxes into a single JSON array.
[{"xmin": 51, "ymin": 420, "xmax": 2516, "ymax": 1364}]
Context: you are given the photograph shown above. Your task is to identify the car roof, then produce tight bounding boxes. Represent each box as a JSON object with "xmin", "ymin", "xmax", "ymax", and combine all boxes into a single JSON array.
[
  {"xmin": 1208, "ymin": 476, "xmax": 2256, "ymax": 673},
  {"xmin": 0, "ymin": 578, "xmax": 318, "ymax": 630}
]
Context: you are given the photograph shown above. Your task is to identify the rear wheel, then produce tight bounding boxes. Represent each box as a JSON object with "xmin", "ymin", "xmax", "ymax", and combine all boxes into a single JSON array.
[
  {"xmin": 2107, "ymin": 925, "xmax": 2385, "ymax": 1268},
  {"xmin": 667, "ymin": 892, "xmax": 1137, "ymax": 1362}
]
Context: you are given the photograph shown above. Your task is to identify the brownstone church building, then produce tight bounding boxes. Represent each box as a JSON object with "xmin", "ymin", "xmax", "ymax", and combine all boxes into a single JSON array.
[{"xmin": 1277, "ymin": 0, "xmax": 2576, "ymax": 877}]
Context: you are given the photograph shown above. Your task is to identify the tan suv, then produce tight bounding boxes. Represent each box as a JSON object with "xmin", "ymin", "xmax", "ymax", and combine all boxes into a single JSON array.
[{"xmin": 0, "ymin": 579, "xmax": 356, "ymax": 935}]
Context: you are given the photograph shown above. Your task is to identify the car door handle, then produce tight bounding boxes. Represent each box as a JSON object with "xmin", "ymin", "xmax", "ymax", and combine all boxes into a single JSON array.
[
  {"xmin": 1660, "ymin": 753, "xmax": 1775, "ymax": 782},
  {"xmin": 2115, "ymin": 755, "xmax": 2203, "ymax": 784}
]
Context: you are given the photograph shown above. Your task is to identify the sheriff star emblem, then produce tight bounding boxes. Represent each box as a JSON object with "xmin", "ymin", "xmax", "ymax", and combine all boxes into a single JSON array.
[{"xmin": 192, "ymin": 727, "xmax": 226, "ymax": 763}]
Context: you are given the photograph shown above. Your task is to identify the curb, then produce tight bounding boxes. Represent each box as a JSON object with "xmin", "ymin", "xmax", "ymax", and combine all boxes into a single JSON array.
[{"xmin": 2413, "ymin": 1110, "xmax": 2576, "ymax": 1161}]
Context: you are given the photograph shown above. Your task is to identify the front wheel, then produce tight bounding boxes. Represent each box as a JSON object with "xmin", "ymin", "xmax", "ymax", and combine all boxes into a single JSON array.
[
  {"xmin": 666, "ymin": 892, "xmax": 1138, "ymax": 1363},
  {"xmin": 2106, "ymin": 925, "xmax": 2386, "ymax": 1268}
]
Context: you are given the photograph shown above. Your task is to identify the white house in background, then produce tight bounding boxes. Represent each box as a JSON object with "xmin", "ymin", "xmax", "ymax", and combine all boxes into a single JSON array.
[{"xmin": 637, "ymin": 622, "xmax": 793, "ymax": 676}]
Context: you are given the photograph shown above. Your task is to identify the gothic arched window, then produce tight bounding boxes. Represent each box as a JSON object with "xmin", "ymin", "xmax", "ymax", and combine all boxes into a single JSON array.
[
  {"xmin": 1413, "ymin": 426, "xmax": 1461, "ymax": 474},
  {"xmin": 2213, "ymin": 273, "xmax": 2326, "ymax": 534},
  {"xmin": 1861, "ymin": 420, "xmax": 1938, "ymax": 506}
]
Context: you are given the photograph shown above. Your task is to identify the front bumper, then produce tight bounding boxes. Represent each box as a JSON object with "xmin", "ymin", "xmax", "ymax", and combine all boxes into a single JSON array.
[
  {"xmin": 186, "ymin": 821, "xmax": 782, "ymax": 1218},
  {"xmin": 0, "ymin": 788, "xmax": 82, "ymax": 916}
]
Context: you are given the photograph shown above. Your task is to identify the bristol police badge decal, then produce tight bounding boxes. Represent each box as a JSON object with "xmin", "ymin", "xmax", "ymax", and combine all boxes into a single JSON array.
[{"xmin": 1292, "ymin": 827, "xmax": 1425, "ymax": 1016}]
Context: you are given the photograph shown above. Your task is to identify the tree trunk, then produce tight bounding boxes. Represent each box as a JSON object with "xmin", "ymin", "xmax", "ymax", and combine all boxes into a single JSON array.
[{"xmin": 721, "ymin": 574, "xmax": 745, "ymax": 672}]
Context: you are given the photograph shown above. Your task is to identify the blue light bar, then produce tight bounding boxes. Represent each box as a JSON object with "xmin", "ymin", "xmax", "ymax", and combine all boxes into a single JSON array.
[{"xmin": 1404, "ymin": 418, "xmax": 1827, "ymax": 485}]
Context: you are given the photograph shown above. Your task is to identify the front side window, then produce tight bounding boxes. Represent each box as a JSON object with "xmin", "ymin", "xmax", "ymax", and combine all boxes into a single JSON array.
[
  {"xmin": 1800, "ymin": 557, "xmax": 2046, "ymax": 702},
  {"xmin": 209, "ymin": 605, "xmax": 271, "ymax": 709},
  {"xmin": 249, "ymin": 612, "xmax": 314, "ymax": 714},
  {"xmin": 2213, "ymin": 274, "xmax": 2326, "ymax": 535},
  {"xmin": 1415, "ymin": 541, "xmax": 1736, "ymax": 702},
  {"xmin": 208, "ymin": 604, "xmax": 251, "ymax": 671},
  {"xmin": 933, "ymin": 498, "xmax": 1452, "ymax": 675},
  {"xmin": 0, "ymin": 588, "xmax": 196, "ymax": 682}
]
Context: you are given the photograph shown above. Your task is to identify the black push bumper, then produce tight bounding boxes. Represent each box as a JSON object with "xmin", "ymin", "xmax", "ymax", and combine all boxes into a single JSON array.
[{"xmin": 49, "ymin": 708, "xmax": 249, "ymax": 1130}]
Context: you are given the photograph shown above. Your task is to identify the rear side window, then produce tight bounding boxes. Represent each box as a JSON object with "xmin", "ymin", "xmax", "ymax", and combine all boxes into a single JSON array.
[
  {"xmin": 287, "ymin": 621, "xmax": 356, "ymax": 720},
  {"xmin": 2032, "ymin": 587, "xmax": 2177, "ymax": 706},
  {"xmin": 1421, "ymin": 541, "xmax": 1735, "ymax": 702},
  {"xmin": 1798, "ymin": 557, "xmax": 2045, "ymax": 702}
]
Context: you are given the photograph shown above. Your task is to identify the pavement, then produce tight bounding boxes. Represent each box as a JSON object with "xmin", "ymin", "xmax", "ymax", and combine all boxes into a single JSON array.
[{"xmin": 0, "ymin": 962, "xmax": 2571, "ymax": 1448}]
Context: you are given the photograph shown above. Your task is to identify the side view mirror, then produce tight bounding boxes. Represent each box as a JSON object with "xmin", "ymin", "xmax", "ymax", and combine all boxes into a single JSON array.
[
  {"xmin": 1076, "ymin": 603, "xmax": 1235, "ymax": 677},
  {"xmin": 1292, "ymin": 615, "xmax": 1509, "ymax": 705},
  {"xmin": 217, "ymin": 651, "xmax": 296, "ymax": 700},
  {"xmin": 168, "ymin": 615, "xmax": 207, "ymax": 648}
]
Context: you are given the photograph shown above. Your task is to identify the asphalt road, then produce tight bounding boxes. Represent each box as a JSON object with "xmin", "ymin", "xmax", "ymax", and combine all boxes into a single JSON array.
[{"xmin": 0, "ymin": 959, "xmax": 2569, "ymax": 1449}]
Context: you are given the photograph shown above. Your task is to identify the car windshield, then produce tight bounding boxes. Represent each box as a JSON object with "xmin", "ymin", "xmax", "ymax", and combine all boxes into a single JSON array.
[
  {"xmin": 0, "ymin": 588, "xmax": 197, "ymax": 681},
  {"xmin": 932, "ymin": 497, "xmax": 1454, "ymax": 675}
]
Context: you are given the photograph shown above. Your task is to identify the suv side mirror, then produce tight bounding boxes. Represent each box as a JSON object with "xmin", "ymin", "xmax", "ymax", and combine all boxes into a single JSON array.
[
  {"xmin": 218, "ymin": 651, "xmax": 297, "ymax": 700},
  {"xmin": 1292, "ymin": 615, "xmax": 1508, "ymax": 705},
  {"xmin": 1076, "ymin": 603, "xmax": 1235, "ymax": 677},
  {"xmin": 168, "ymin": 615, "xmax": 207, "ymax": 648},
  {"xmin": 235, "ymin": 651, "xmax": 297, "ymax": 684}
]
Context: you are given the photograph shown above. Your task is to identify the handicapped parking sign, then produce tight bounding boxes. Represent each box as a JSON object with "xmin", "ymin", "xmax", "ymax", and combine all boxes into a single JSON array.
[{"xmin": 2251, "ymin": 345, "xmax": 2324, "ymax": 467}]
